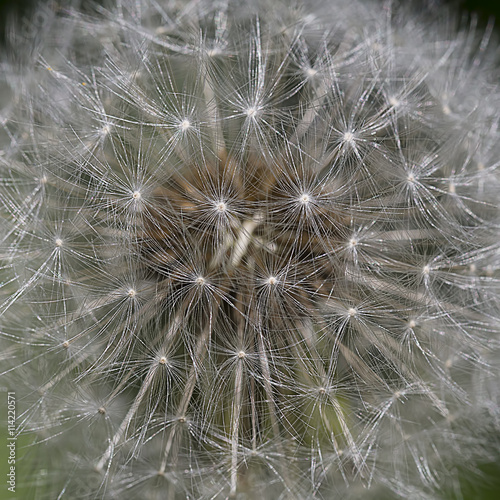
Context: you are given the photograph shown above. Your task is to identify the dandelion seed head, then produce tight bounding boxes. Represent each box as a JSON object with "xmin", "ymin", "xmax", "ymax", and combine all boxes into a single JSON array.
[
  {"xmin": 179, "ymin": 119, "xmax": 190, "ymax": 131},
  {"xmin": 389, "ymin": 96, "xmax": 400, "ymax": 107},
  {"xmin": 305, "ymin": 67, "xmax": 317, "ymax": 78},
  {"xmin": 2, "ymin": 0, "xmax": 500, "ymax": 499},
  {"xmin": 299, "ymin": 193, "xmax": 311, "ymax": 205},
  {"xmin": 101, "ymin": 124, "xmax": 111, "ymax": 136},
  {"xmin": 245, "ymin": 106, "xmax": 258, "ymax": 118},
  {"xmin": 215, "ymin": 201, "xmax": 227, "ymax": 212},
  {"xmin": 343, "ymin": 131, "xmax": 355, "ymax": 143}
]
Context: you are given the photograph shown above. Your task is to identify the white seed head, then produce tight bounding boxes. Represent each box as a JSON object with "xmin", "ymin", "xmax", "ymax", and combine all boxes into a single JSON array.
[
  {"xmin": 3, "ymin": 1, "xmax": 500, "ymax": 499},
  {"xmin": 299, "ymin": 193, "xmax": 310, "ymax": 204},
  {"xmin": 180, "ymin": 119, "xmax": 191, "ymax": 131},
  {"xmin": 245, "ymin": 107, "xmax": 257, "ymax": 117},
  {"xmin": 343, "ymin": 131, "xmax": 355, "ymax": 143},
  {"xmin": 389, "ymin": 96, "xmax": 400, "ymax": 107},
  {"xmin": 305, "ymin": 67, "xmax": 317, "ymax": 78},
  {"xmin": 215, "ymin": 201, "xmax": 227, "ymax": 212},
  {"xmin": 101, "ymin": 124, "xmax": 111, "ymax": 136}
]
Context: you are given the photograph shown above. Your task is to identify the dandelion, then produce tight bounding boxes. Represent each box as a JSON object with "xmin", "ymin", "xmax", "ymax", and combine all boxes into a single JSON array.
[{"xmin": 1, "ymin": 0, "xmax": 500, "ymax": 499}]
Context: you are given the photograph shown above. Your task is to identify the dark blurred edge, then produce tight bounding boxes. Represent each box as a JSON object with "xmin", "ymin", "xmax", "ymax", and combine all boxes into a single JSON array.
[
  {"xmin": 2, "ymin": 0, "xmax": 500, "ymax": 43},
  {"xmin": 0, "ymin": 0, "xmax": 38, "ymax": 43}
]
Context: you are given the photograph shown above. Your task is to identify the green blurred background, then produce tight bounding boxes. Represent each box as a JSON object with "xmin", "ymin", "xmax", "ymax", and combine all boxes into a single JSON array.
[{"xmin": 0, "ymin": 0, "xmax": 500, "ymax": 499}]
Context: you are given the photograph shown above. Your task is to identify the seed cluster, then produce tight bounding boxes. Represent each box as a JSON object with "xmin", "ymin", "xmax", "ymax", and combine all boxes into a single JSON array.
[{"xmin": 1, "ymin": 1, "xmax": 500, "ymax": 499}]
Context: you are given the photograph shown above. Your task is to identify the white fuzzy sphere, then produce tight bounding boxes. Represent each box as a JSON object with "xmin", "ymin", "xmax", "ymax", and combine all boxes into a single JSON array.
[{"xmin": 1, "ymin": 0, "xmax": 499, "ymax": 498}]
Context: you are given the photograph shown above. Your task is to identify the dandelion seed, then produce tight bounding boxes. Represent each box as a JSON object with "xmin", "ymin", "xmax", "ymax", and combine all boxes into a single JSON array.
[
  {"xmin": 343, "ymin": 131, "xmax": 355, "ymax": 143},
  {"xmin": 101, "ymin": 124, "xmax": 111, "ymax": 136},
  {"xmin": 215, "ymin": 201, "xmax": 227, "ymax": 212},
  {"xmin": 305, "ymin": 67, "xmax": 317, "ymax": 78},
  {"xmin": 179, "ymin": 119, "xmax": 191, "ymax": 131},
  {"xmin": 299, "ymin": 193, "xmax": 310, "ymax": 205},
  {"xmin": 245, "ymin": 106, "xmax": 258, "ymax": 118},
  {"xmin": 389, "ymin": 96, "xmax": 400, "ymax": 107}
]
